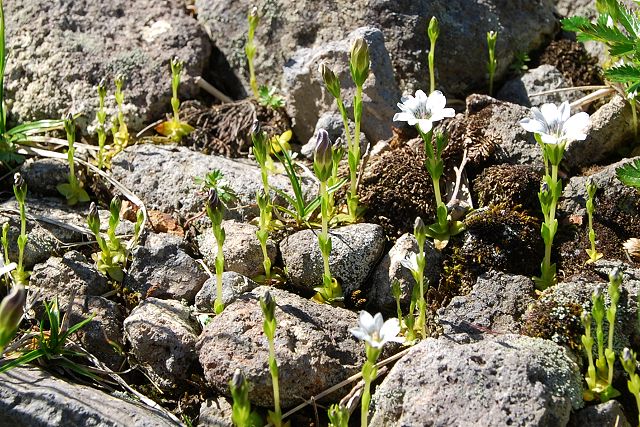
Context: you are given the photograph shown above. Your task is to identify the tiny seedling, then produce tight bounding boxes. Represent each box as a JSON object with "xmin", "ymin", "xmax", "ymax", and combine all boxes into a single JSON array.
[
  {"xmin": 327, "ymin": 404, "xmax": 350, "ymax": 427},
  {"xmin": 258, "ymin": 85, "xmax": 285, "ymax": 109},
  {"xmin": 57, "ymin": 115, "xmax": 90, "ymax": 206}
]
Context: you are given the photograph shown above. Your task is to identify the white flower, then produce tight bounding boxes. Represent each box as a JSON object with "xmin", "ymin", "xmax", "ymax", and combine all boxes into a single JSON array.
[
  {"xmin": 399, "ymin": 252, "xmax": 419, "ymax": 273},
  {"xmin": 350, "ymin": 311, "xmax": 404, "ymax": 349},
  {"xmin": 393, "ymin": 90, "xmax": 455, "ymax": 133},
  {"xmin": 519, "ymin": 101, "xmax": 590, "ymax": 145}
]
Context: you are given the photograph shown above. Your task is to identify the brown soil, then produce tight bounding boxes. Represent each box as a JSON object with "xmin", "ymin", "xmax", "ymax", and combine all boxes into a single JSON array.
[
  {"xmin": 538, "ymin": 39, "xmax": 603, "ymax": 88},
  {"xmin": 472, "ymin": 164, "xmax": 542, "ymax": 214}
]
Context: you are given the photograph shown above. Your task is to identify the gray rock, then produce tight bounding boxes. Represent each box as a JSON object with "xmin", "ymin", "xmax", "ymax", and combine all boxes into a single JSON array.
[
  {"xmin": 568, "ymin": 400, "xmax": 630, "ymax": 427},
  {"xmin": 0, "ymin": 366, "xmax": 181, "ymax": 427},
  {"xmin": 198, "ymin": 397, "xmax": 233, "ymax": 427},
  {"xmin": 196, "ymin": 0, "xmax": 556, "ymax": 98},
  {"xmin": 125, "ymin": 232, "xmax": 208, "ymax": 303},
  {"xmin": 197, "ymin": 286, "xmax": 365, "ymax": 408},
  {"xmin": 438, "ymin": 271, "xmax": 536, "ymax": 337},
  {"xmin": 3, "ymin": 0, "xmax": 210, "ymax": 133},
  {"xmin": 195, "ymin": 271, "xmax": 259, "ymax": 311},
  {"xmin": 124, "ymin": 298, "xmax": 200, "ymax": 390},
  {"xmin": 18, "ymin": 158, "xmax": 69, "ymax": 197},
  {"xmin": 283, "ymin": 26, "xmax": 400, "ymax": 144},
  {"xmin": 280, "ymin": 223, "xmax": 386, "ymax": 294},
  {"xmin": 498, "ymin": 64, "xmax": 585, "ymax": 107},
  {"xmin": 29, "ymin": 250, "xmax": 109, "ymax": 309},
  {"xmin": 197, "ymin": 220, "xmax": 277, "ymax": 279},
  {"xmin": 301, "ymin": 111, "xmax": 367, "ymax": 159},
  {"xmin": 0, "ymin": 204, "xmax": 60, "ymax": 270},
  {"xmin": 69, "ymin": 296, "xmax": 126, "ymax": 371},
  {"xmin": 561, "ymin": 155, "xmax": 636, "ymax": 217},
  {"xmin": 111, "ymin": 144, "xmax": 307, "ymax": 222},
  {"xmin": 564, "ymin": 95, "xmax": 635, "ymax": 170},
  {"xmin": 369, "ymin": 334, "xmax": 583, "ymax": 427},
  {"xmin": 367, "ymin": 233, "xmax": 441, "ymax": 313}
]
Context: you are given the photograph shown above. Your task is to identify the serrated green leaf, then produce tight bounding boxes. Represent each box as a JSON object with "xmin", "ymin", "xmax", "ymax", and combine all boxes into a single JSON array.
[{"xmin": 616, "ymin": 158, "xmax": 640, "ymax": 188}]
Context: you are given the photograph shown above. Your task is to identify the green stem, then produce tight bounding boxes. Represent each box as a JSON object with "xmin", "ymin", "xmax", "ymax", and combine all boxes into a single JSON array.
[
  {"xmin": 268, "ymin": 338, "xmax": 282, "ymax": 427},
  {"xmin": 336, "ymin": 97, "xmax": 353, "ymax": 149},
  {"xmin": 320, "ymin": 181, "xmax": 331, "ymax": 281},
  {"xmin": 348, "ymin": 85, "xmax": 363, "ymax": 221},
  {"xmin": 432, "ymin": 177, "xmax": 442, "ymax": 208},
  {"xmin": 429, "ymin": 38, "xmax": 436, "ymax": 93},
  {"xmin": 215, "ymin": 235, "xmax": 224, "ymax": 313},
  {"xmin": 542, "ymin": 164, "xmax": 558, "ymax": 277}
]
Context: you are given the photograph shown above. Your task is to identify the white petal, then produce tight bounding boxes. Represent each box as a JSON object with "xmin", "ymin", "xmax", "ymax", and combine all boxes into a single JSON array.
[
  {"xmin": 393, "ymin": 112, "xmax": 415, "ymax": 123},
  {"xmin": 358, "ymin": 311, "xmax": 374, "ymax": 331},
  {"xmin": 558, "ymin": 102, "xmax": 571, "ymax": 123},
  {"xmin": 373, "ymin": 313, "xmax": 384, "ymax": 333},
  {"xmin": 519, "ymin": 118, "xmax": 547, "ymax": 134},
  {"xmin": 540, "ymin": 103, "xmax": 560, "ymax": 125},
  {"xmin": 414, "ymin": 90, "xmax": 428, "ymax": 103},
  {"xmin": 426, "ymin": 90, "xmax": 447, "ymax": 113},
  {"xmin": 380, "ymin": 318, "xmax": 401, "ymax": 341},
  {"xmin": 441, "ymin": 107, "xmax": 456, "ymax": 118},
  {"xmin": 540, "ymin": 133, "xmax": 560, "ymax": 145},
  {"xmin": 530, "ymin": 107, "xmax": 546, "ymax": 124},
  {"xmin": 562, "ymin": 112, "xmax": 590, "ymax": 141},
  {"xmin": 350, "ymin": 327, "xmax": 367, "ymax": 341},
  {"xmin": 416, "ymin": 119, "xmax": 433, "ymax": 133}
]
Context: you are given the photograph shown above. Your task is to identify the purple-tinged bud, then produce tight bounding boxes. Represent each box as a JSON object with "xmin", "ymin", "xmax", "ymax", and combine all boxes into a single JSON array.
[
  {"xmin": 250, "ymin": 120, "xmax": 261, "ymax": 137},
  {"xmin": 313, "ymin": 129, "xmax": 333, "ymax": 182},
  {"xmin": 230, "ymin": 368, "xmax": 245, "ymax": 390},
  {"xmin": 13, "ymin": 173, "xmax": 24, "ymax": 190},
  {"xmin": 0, "ymin": 284, "xmax": 25, "ymax": 346},
  {"xmin": 207, "ymin": 188, "xmax": 223, "ymax": 215}
]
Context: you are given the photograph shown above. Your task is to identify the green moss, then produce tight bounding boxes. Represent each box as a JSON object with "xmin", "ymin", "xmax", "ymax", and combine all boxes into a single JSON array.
[{"xmin": 520, "ymin": 299, "xmax": 583, "ymax": 351}]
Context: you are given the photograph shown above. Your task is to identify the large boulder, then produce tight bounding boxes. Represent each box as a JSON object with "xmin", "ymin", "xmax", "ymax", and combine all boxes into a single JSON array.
[
  {"xmin": 4, "ymin": 0, "xmax": 210, "ymax": 133},
  {"xmin": 196, "ymin": 0, "xmax": 557, "ymax": 98}
]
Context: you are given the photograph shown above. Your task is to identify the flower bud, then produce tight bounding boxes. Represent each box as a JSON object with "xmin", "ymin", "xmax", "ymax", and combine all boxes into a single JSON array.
[
  {"xmin": 580, "ymin": 311, "xmax": 592, "ymax": 327},
  {"xmin": 609, "ymin": 267, "xmax": 623, "ymax": 285},
  {"xmin": 13, "ymin": 173, "xmax": 24, "ymax": 190},
  {"xmin": 230, "ymin": 368, "xmax": 246, "ymax": 391},
  {"xmin": 64, "ymin": 113, "xmax": 75, "ymax": 138},
  {"xmin": 248, "ymin": 6, "xmax": 259, "ymax": 28},
  {"xmin": 319, "ymin": 62, "xmax": 341, "ymax": 99},
  {"xmin": 0, "ymin": 284, "xmax": 25, "ymax": 347},
  {"xmin": 593, "ymin": 284, "xmax": 603, "ymax": 300},
  {"xmin": 623, "ymin": 347, "xmax": 634, "ymax": 363},
  {"xmin": 110, "ymin": 196, "xmax": 122, "ymax": 217},
  {"xmin": 586, "ymin": 178, "xmax": 597, "ymax": 199},
  {"xmin": 414, "ymin": 216, "xmax": 426, "ymax": 237},
  {"xmin": 88, "ymin": 202, "xmax": 99, "ymax": 223},
  {"xmin": 313, "ymin": 129, "xmax": 333, "ymax": 182},
  {"xmin": 486, "ymin": 30, "xmax": 498, "ymax": 50},
  {"xmin": 250, "ymin": 120, "xmax": 261, "ymax": 137},
  {"xmin": 207, "ymin": 188, "xmax": 223, "ymax": 214},
  {"xmin": 349, "ymin": 37, "xmax": 370, "ymax": 87},
  {"xmin": 259, "ymin": 291, "xmax": 276, "ymax": 321},
  {"xmin": 171, "ymin": 57, "xmax": 184, "ymax": 75},
  {"xmin": 428, "ymin": 16, "xmax": 440, "ymax": 42}
]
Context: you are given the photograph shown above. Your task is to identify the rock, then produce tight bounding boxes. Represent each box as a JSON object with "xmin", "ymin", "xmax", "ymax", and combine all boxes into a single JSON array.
[
  {"xmin": 125, "ymin": 232, "xmax": 208, "ymax": 303},
  {"xmin": 197, "ymin": 286, "xmax": 365, "ymax": 408},
  {"xmin": 498, "ymin": 64, "xmax": 585, "ymax": 107},
  {"xmin": 369, "ymin": 334, "xmax": 583, "ymax": 426},
  {"xmin": 197, "ymin": 220, "xmax": 277, "ymax": 279},
  {"xmin": 367, "ymin": 233, "xmax": 441, "ymax": 313},
  {"xmin": 438, "ymin": 271, "xmax": 536, "ymax": 337},
  {"xmin": 198, "ymin": 397, "xmax": 233, "ymax": 427},
  {"xmin": 195, "ymin": 271, "xmax": 259, "ymax": 311},
  {"xmin": 196, "ymin": 0, "xmax": 556, "ymax": 98},
  {"xmin": 564, "ymin": 95, "xmax": 635, "ymax": 171},
  {"xmin": 111, "ymin": 144, "xmax": 307, "ymax": 222},
  {"xmin": 69, "ymin": 296, "xmax": 126, "ymax": 371},
  {"xmin": 123, "ymin": 298, "xmax": 200, "ymax": 390},
  {"xmin": 521, "ymin": 274, "xmax": 640, "ymax": 352},
  {"xmin": 301, "ymin": 112, "xmax": 349, "ymax": 158},
  {"xmin": 3, "ymin": 0, "xmax": 210, "ymax": 133},
  {"xmin": 280, "ymin": 223, "xmax": 386, "ymax": 294},
  {"xmin": 18, "ymin": 158, "xmax": 69, "ymax": 197},
  {"xmin": 0, "ymin": 203, "xmax": 60, "ymax": 269},
  {"xmin": 283, "ymin": 26, "xmax": 400, "ymax": 143},
  {"xmin": 29, "ymin": 250, "xmax": 109, "ymax": 308},
  {"xmin": 568, "ymin": 400, "xmax": 631, "ymax": 427},
  {"xmin": 0, "ymin": 367, "xmax": 181, "ymax": 426}
]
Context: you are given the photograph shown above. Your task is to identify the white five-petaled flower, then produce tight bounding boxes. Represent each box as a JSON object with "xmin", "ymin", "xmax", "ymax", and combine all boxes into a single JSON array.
[
  {"xmin": 350, "ymin": 311, "xmax": 404, "ymax": 349},
  {"xmin": 519, "ymin": 101, "xmax": 590, "ymax": 146},
  {"xmin": 399, "ymin": 252, "xmax": 419, "ymax": 273},
  {"xmin": 393, "ymin": 90, "xmax": 455, "ymax": 133}
]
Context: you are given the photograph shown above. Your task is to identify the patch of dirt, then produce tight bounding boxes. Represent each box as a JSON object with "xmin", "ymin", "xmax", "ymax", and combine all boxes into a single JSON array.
[
  {"xmin": 472, "ymin": 164, "xmax": 542, "ymax": 213},
  {"xmin": 179, "ymin": 99, "xmax": 290, "ymax": 158},
  {"xmin": 538, "ymin": 39, "xmax": 603, "ymax": 88}
]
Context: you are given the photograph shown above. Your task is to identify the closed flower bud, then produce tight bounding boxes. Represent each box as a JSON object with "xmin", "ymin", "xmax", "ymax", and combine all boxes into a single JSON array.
[
  {"xmin": 207, "ymin": 188, "xmax": 223, "ymax": 214},
  {"xmin": 171, "ymin": 57, "xmax": 183, "ymax": 74},
  {"xmin": 319, "ymin": 62, "xmax": 341, "ymax": 99},
  {"xmin": 88, "ymin": 202, "xmax": 99, "ymax": 224},
  {"xmin": 587, "ymin": 178, "xmax": 597, "ymax": 199},
  {"xmin": 414, "ymin": 216, "xmax": 426, "ymax": 237},
  {"xmin": 13, "ymin": 173, "xmax": 24, "ymax": 190},
  {"xmin": 110, "ymin": 196, "xmax": 122, "ymax": 216},
  {"xmin": 250, "ymin": 120, "xmax": 261, "ymax": 137},
  {"xmin": 230, "ymin": 368, "xmax": 246, "ymax": 391},
  {"xmin": 313, "ymin": 129, "xmax": 333, "ymax": 182},
  {"xmin": 0, "ymin": 284, "xmax": 25, "ymax": 346},
  {"xmin": 486, "ymin": 30, "xmax": 498, "ymax": 49},
  {"xmin": 623, "ymin": 347, "xmax": 634, "ymax": 363},
  {"xmin": 349, "ymin": 37, "xmax": 370, "ymax": 87},
  {"xmin": 580, "ymin": 311, "xmax": 592, "ymax": 326},
  {"xmin": 248, "ymin": 6, "xmax": 259, "ymax": 28},
  {"xmin": 428, "ymin": 16, "xmax": 440, "ymax": 41},
  {"xmin": 610, "ymin": 267, "xmax": 623, "ymax": 285},
  {"xmin": 260, "ymin": 291, "xmax": 276, "ymax": 321}
]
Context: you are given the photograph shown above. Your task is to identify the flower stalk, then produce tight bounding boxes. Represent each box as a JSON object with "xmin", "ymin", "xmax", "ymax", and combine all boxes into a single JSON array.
[
  {"xmin": 12, "ymin": 173, "xmax": 28, "ymax": 286},
  {"xmin": 206, "ymin": 189, "xmax": 226, "ymax": 314},
  {"xmin": 260, "ymin": 291, "xmax": 282, "ymax": 427},
  {"xmin": 229, "ymin": 369, "xmax": 254, "ymax": 427},
  {"xmin": 57, "ymin": 115, "xmax": 90, "ymax": 206},
  {"xmin": 112, "ymin": 75, "xmax": 129, "ymax": 153},
  {"xmin": 486, "ymin": 30, "xmax": 498, "ymax": 96},
  {"xmin": 585, "ymin": 179, "xmax": 603, "ymax": 263},
  {"xmin": 251, "ymin": 122, "xmax": 272, "ymax": 281},
  {"xmin": 621, "ymin": 348, "xmax": 640, "ymax": 427},
  {"xmin": 245, "ymin": 6, "xmax": 260, "ymax": 98},
  {"xmin": 96, "ymin": 81, "xmax": 107, "ymax": 169},
  {"xmin": 155, "ymin": 58, "xmax": 195, "ymax": 142},
  {"xmin": 427, "ymin": 17, "xmax": 439, "ymax": 94}
]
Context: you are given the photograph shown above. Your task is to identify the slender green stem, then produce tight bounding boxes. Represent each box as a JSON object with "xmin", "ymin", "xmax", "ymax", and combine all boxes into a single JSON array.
[
  {"xmin": 268, "ymin": 337, "xmax": 282, "ymax": 427},
  {"xmin": 320, "ymin": 181, "xmax": 331, "ymax": 280},
  {"xmin": 336, "ymin": 97, "xmax": 353, "ymax": 149},
  {"xmin": 348, "ymin": 85, "xmax": 363, "ymax": 221},
  {"xmin": 432, "ymin": 177, "xmax": 442, "ymax": 208},
  {"xmin": 542, "ymin": 164, "xmax": 558, "ymax": 280},
  {"xmin": 428, "ymin": 38, "xmax": 436, "ymax": 94},
  {"xmin": 215, "ymin": 238, "xmax": 224, "ymax": 312}
]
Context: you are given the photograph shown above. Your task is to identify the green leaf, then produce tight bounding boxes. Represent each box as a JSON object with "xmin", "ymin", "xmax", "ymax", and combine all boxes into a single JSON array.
[
  {"xmin": 7, "ymin": 119, "xmax": 65, "ymax": 137},
  {"xmin": 616, "ymin": 158, "xmax": 640, "ymax": 188}
]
